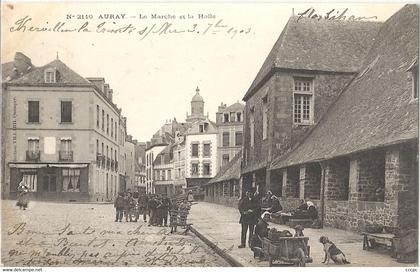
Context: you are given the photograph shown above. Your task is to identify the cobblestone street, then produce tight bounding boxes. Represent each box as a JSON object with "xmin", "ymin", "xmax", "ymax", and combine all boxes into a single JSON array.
[{"xmin": 1, "ymin": 200, "xmax": 229, "ymax": 267}]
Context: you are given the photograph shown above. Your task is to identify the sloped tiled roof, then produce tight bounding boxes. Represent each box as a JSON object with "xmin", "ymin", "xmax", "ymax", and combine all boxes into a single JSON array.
[
  {"xmin": 243, "ymin": 16, "xmax": 382, "ymax": 101},
  {"xmin": 271, "ymin": 4, "xmax": 419, "ymax": 170},
  {"xmin": 207, "ymin": 151, "xmax": 242, "ymax": 184},
  {"xmin": 9, "ymin": 59, "xmax": 91, "ymax": 85},
  {"xmin": 225, "ymin": 102, "xmax": 245, "ymax": 112}
]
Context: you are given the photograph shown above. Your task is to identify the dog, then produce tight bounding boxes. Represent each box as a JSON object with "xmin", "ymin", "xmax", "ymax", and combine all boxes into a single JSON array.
[
  {"xmin": 294, "ymin": 225, "xmax": 305, "ymax": 237},
  {"xmin": 319, "ymin": 236, "xmax": 350, "ymax": 264}
]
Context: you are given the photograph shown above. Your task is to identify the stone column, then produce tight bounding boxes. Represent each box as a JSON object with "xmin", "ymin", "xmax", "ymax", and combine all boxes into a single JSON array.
[
  {"xmin": 281, "ymin": 170, "xmax": 287, "ymax": 197},
  {"xmin": 385, "ymin": 144, "xmax": 417, "ymax": 229},
  {"xmin": 299, "ymin": 166, "xmax": 306, "ymax": 199}
]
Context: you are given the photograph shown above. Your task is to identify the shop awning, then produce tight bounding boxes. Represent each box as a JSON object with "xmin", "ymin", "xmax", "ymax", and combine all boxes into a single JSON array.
[
  {"xmin": 48, "ymin": 164, "xmax": 88, "ymax": 168},
  {"xmin": 9, "ymin": 163, "xmax": 47, "ymax": 168}
]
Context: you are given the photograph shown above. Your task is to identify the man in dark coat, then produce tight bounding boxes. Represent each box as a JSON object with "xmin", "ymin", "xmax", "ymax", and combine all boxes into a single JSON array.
[
  {"xmin": 148, "ymin": 195, "xmax": 158, "ymax": 226},
  {"xmin": 238, "ymin": 190, "xmax": 259, "ymax": 248},
  {"xmin": 138, "ymin": 192, "xmax": 149, "ymax": 223}
]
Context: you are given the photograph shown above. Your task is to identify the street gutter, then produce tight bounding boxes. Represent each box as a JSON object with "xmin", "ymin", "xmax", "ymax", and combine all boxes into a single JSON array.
[{"xmin": 189, "ymin": 225, "xmax": 244, "ymax": 267}]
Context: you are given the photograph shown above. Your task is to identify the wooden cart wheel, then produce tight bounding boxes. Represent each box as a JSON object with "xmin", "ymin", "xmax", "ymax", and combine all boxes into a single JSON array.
[
  {"xmin": 268, "ymin": 255, "xmax": 273, "ymax": 267},
  {"xmin": 295, "ymin": 248, "xmax": 306, "ymax": 267}
]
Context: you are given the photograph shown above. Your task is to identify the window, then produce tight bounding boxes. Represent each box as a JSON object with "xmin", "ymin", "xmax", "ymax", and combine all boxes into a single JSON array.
[
  {"xmin": 191, "ymin": 163, "xmax": 199, "ymax": 176},
  {"xmin": 293, "ymin": 78, "xmax": 313, "ymax": 125},
  {"xmin": 61, "ymin": 101, "xmax": 72, "ymax": 123},
  {"xmin": 102, "ymin": 110, "xmax": 105, "ymax": 131},
  {"xmin": 21, "ymin": 172, "xmax": 37, "ymax": 192},
  {"xmin": 96, "ymin": 105, "xmax": 100, "ymax": 128},
  {"xmin": 111, "ymin": 118, "xmax": 114, "ymax": 137},
  {"xmin": 168, "ymin": 170, "xmax": 171, "ymax": 180},
  {"xmin": 106, "ymin": 114, "xmax": 109, "ymax": 135},
  {"xmin": 203, "ymin": 163, "xmax": 211, "ymax": 175},
  {"xmin": 62, "ymin": 169, "xmax": 80, "ymax": 192},
  {"xmin": 262, "ymin": 99, "xmax": 268, "ymax": 139},
  {"xmin": 96, "ymin": 140, "xmax": 99, "ymax": 154},
  {"xmin": 60, "ymin": 139, "xmax": 72, "ymax": 152},
  {"xmin": 101, "ymin": 143, "xmax": 104, "ymax": 155},
  {"xmin": 235, "ymin": 132, "xmax": 243, "ymax": 146},
  {"xmin": 229, "ymin": 180, "xmax": 234, "ymax": 197},
  {"xmin": 412, "ymin": 66, "xmax": 419, "ymax": 99},
  {"xmin": 223, "ymin": 113, "xmax": 229, "ymax": 123},
  {"xmin": 222, "ymin": 154, "xmax": 229, "ymax": 166},
  {"xmin": 28, "ymin": 138, "xmax": 39, "ymax": 152},
  {"xmin": 191, "ymin": 143, "xmax": 199, "ymax": 157},
  {"xmin": 203, "ymin": 143, "xmax": 211, "ymax": 157},
  {"xmin": 199, "ymin": 124, "xmax": 204, "ymax": 133},
  {"xmin": 44, "ymin": 69, "xmax": 56, "ymax": 83},
  {"xmin": 222, "ymin": 132, "xmax": 230, "ymax": 147},
  {"xmin": 230, "ymin": 112, "xmax": 236, "ymax": 122},
  {"xmin": 236, "ymin": 112, "xmax": 242, "ymax": 122},
  {"xmin": 114, "ymin": 122, "xmax": 118, "ymax": 140},
  {"xmin": 250, "ymin": 110, "xmax": 255, "ymax": 147},
  {"xmin": 28, "ymin": 101, "xmax": 39, "ymax": 123}
]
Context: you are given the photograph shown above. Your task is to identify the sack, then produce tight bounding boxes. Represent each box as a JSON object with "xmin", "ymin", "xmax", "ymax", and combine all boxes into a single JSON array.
[{"xmin": 268, "ymin": 228, "xmax": 293, "ymax": 241}]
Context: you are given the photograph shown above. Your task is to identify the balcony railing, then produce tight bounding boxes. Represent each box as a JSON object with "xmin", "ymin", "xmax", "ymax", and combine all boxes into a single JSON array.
[
  {"xmin": 26, "ymin": 150, "xmax": 40, "ymax": 161},
  {"xmin": 59, "ymin": 151, "xmax": 73, "ymax": 161},
  {"xmin": 101, "ymin": 156, "xmax": 106, "ymax": 169},
  {"xmin": 96, "ymin": 153, "xmax": 102, "ymax": 166}
]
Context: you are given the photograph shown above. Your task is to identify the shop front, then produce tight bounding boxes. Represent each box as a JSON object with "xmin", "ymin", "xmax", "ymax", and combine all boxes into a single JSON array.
[{"xmin": 8, "ymin": 163, "xmax": 90, "ymax": 202}]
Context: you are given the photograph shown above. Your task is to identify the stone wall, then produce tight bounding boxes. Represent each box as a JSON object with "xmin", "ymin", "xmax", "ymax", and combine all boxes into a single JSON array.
[{"xmin": 324, "ymin": 200, "xmax": 392, "ymax": 232}]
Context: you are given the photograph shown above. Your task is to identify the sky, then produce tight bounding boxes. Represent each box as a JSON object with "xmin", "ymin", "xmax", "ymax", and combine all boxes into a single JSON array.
[{"xmin": 1, "ymin": 2, "xmax": 404, "ymax": 142}]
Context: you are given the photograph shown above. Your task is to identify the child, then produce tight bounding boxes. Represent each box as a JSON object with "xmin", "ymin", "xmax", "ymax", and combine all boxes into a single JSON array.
[
  {"xmin": 114, "ymin": 192, "xmax": 124, "ymax": 222},
  {"xmin": 169, "ymin": 203, "xmax": 179, "ymax": 233},
  {"xmin": 123, "ymin": 192, "xmax": 131, "ymax": 222}
]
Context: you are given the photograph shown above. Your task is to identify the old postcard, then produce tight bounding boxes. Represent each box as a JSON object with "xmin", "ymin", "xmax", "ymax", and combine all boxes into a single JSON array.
[{"xmin": 1, "ymin": 1, "xmax": 418, "ymax": 270}]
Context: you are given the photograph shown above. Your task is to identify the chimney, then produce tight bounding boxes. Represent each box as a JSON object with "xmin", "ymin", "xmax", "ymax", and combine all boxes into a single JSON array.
[
  {"xmin": 108, "ymin": 89, "xmax": 113, "ymax": 101},
  {"xmin": 14, "ymin": 52, "xmax": 32, "ymax": 76}
]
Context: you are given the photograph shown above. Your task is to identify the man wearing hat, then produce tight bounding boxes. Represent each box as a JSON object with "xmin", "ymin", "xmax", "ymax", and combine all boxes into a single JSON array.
[{"xmin": 238, "ymin": 190, "xmax": 259, "ymax": 248}]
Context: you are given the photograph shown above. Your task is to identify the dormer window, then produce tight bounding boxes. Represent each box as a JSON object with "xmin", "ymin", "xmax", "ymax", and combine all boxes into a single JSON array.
[
  {"xmin": 44, "ymin": 68, "xmax": 56, "ymax": 83},
  {"xmin": 236, "ymin": 112, "xmax": 242, "ymax": 122},
  {"xmin": 293, "ymin": 77, "xmax": 314, "ymax": 125},
  {"xmin": 223, "ymin": 113, "xmax": 229, "ymax": 123},
  {"xmin": 199, "ymin": 124, "xmax": 204, "ymax": 133}
]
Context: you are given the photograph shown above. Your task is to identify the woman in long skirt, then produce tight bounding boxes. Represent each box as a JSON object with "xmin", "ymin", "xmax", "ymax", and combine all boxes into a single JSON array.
[{"xmin": 17, "ymin": 183, "xmax": 29, "ymax": 210}]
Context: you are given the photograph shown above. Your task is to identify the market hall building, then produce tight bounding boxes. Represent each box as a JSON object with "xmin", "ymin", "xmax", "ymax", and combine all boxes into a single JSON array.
[
  {"xmin": 2, "ymin": 53, "xmax": 129, "ymax": 202},
  {"xmin": 241, "ymin": 5, "xmax": 418, "ymax": 232}
]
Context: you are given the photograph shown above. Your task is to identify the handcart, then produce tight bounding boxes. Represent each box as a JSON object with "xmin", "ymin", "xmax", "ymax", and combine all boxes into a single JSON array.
[{"xmin": 262, "ymin": 237, "xmax": 312, "ymax": 267}]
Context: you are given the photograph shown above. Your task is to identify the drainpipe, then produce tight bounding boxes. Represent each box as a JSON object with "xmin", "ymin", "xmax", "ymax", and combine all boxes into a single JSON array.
[{"xmin": 319, "ymin": 161, "xmax": 326, "ymax": 228}]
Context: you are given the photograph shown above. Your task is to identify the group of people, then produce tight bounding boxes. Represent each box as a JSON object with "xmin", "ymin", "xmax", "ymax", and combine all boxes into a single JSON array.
[
  {"xmin": 238, "ymin": 189, "xmax": 351, "ymax": 265},
  {"xmin": 113, "ymin": 189, "xmax": 192, "ymax": 233},
  {"xmin": 237, "ymin": 189, "xmax": 320, "ymax": 248}
]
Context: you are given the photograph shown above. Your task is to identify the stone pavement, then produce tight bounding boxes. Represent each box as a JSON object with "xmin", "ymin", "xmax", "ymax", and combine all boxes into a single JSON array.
[
  {"xmin": 189, "ymin": 201, "xmax": 415, "ymax": 267},
  {"xmin": 1, "ymin": 200, "xmax": 228, "ymax": 267}
]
